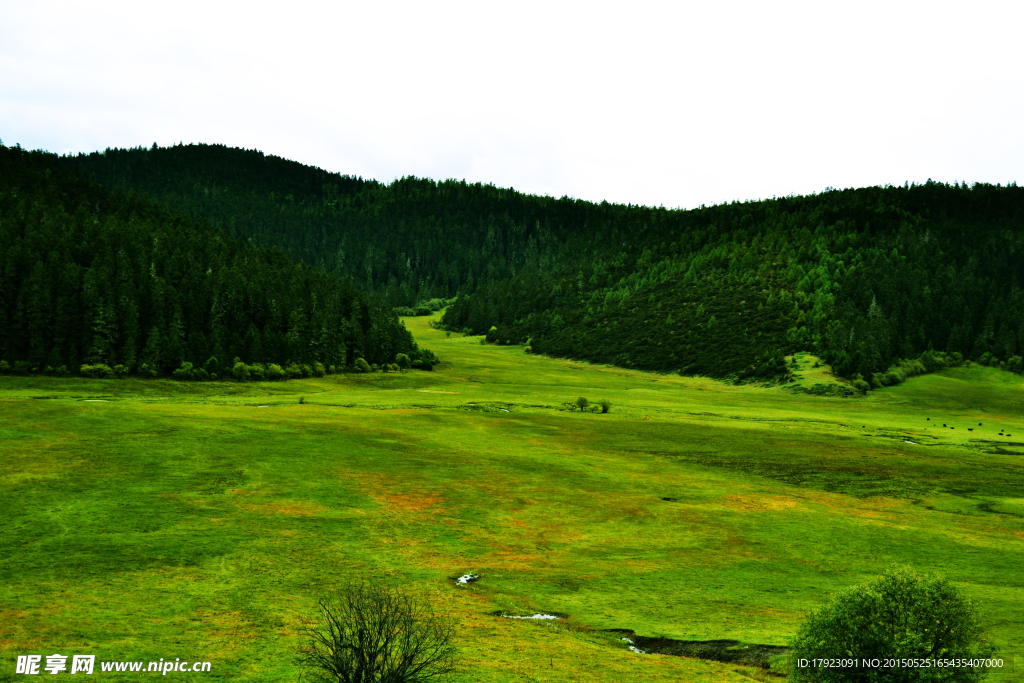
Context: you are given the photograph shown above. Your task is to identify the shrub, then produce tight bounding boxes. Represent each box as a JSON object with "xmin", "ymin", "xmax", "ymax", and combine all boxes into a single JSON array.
[
  {"xmin": 852, "ymin": 379, "xmax": 870, "ymax": 393},
  {"xmin": 267, "ymin": 363, "xmax": 286, "ymax": 381},
  {"xmin": 113, "ymin": 364, "xmax": 129, "ymax": 379},
  {"xmin": 137, "ymin": 363, "xmax": 159, "ymax": 378},
  {"xmin": 204, "ymin": 356, "xmax": 219, "ymax": 376},
  {"xmin": 297, "ymin": 581, "xmax": 456, "ymax": 683},
  {"xmin": 599, "ymin": 399, "xmax": 611, "ymax": 413},
  {"xmin": 486, "ymin": 326, "xmax": 499, "ymax": 343},
  {"xmin": 192, "ymin": 368, "xmax": 209, "ymax": 381},
  {"xmin": 575, "ymin": 397, "xmax": 590, "ymax": 412},
  {"xmin": 395, "ymin": 353, "xmax": 411, "ymax": 370},
  {"xmin": 389, "ymin": 363, "xmax": 400, "ymax": 372},
  {"xmin": 412, "ymin": 359, "xmax": 424, "ymax": 369},
  {"xmin": 248, "ymin": 363, "xmax": 265, "ymax": 381},
  {"xmin": 0, "ymin": 360, "xmax": 10, "ymax": 374},
  {"xmin": 284, "ymin": 363, "xmax": 302, "ymax": 379},
  {"xmin": 314, "ymin": 362, "xmax": 326, "ymax": 378},
  {"xmin": 301, "ymin": 364, "xmax": 313, "ymax": 378},
  {"xmin": 232, "ymin": 361, "xmax": 250, "ymax": 382},
  {"xmin": 354, "ymin": 358, "xmax": 371, "ymax": 373},
  {"xmin": 1005, "ymin": 355, "xmax": 1023, "ymax": 374},
  {"xmin": 524, "ymin": 345, "xmax": 532, "ymax": 354},
  {"xmin": 80, "ymin": 364, "xmax": 114, "ymax": 379},
  {"xmin": 791, "ymin": 566, "xmax": 993, "ymax": 683},
  {"xmin": 173, "ymin": 362, "xmax": 195, "ymax": 380}
]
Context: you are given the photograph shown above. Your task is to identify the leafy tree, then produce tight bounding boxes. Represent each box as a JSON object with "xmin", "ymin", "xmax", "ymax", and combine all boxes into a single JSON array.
[
  {"xmin": 598, "ymin": 399, "xmax": 611, "ymax": 413},
  {"xmin": 791, "ymin": 566, "xmax": 994, "ymax": 683},
  {"xmin": 297, "ymin": 581, "xmax": 456, "ymax": 683},
  {"xmin": 575, "ymin": 397, "xmax": 590, "ymax": 412}
]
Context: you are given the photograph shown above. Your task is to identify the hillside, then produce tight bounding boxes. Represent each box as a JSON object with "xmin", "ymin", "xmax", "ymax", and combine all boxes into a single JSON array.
[
  {"xmin": 0, "ymin": 144, "xmax": 436, "ymax": 376},
  {"xmin": 63, "ymin": 144, "xmax": 1024, "ymax": 382}
]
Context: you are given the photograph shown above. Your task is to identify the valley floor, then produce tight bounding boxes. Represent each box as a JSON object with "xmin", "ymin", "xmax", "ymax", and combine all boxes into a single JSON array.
[{"xmin": 2, "ymin": 315, "xmax": 1023, "ymax": 681}]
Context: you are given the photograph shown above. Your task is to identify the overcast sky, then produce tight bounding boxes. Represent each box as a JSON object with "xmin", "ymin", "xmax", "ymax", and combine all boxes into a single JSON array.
[{"xmin": 2, "ymin": 0, "xmax": 1021, "ymax": 208}]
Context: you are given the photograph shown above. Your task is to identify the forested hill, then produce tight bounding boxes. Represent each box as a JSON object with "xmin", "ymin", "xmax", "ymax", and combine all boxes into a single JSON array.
[
  {"xmin": 63, "ymin": 143, "xmax": 1024, "ymax": 384},
  {"xmin": 0, "ymin": 144, "xmax": 436, "ymax": 377}
]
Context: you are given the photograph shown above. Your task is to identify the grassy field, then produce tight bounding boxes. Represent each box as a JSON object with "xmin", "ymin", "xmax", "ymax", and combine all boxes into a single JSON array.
[{"xmin": 2, "ymin": 314, "xmax": 1023, "ymax": 681}]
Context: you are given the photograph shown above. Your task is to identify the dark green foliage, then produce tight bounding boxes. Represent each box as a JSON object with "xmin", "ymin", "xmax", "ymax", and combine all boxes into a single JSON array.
[
  {"xmin": 354, "ymin": 357, "xmax": 371, "ymax": 373},
  {"xmin": 791, "ymin": 566, "xmax": 994, "ymax": 682},
  {"xmin": 0, "ymin": 144, "xmax": 437, "ymax": 376},
  {"xmin": 599, "ymin": 399, "xmax": 611, "ymax": 413},
  {"xmin": 59, "ymin": 143, "xmax": 1024, "ymax": 381},
  {"xmin": 575, "ymin": 396, "xmax": 590, "ymax": 411}
]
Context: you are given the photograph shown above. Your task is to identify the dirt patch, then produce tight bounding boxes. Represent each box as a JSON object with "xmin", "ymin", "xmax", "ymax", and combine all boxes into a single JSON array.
[{"xmin": 607, "ymin": 630, "xmax": 790, "ymax": 669}]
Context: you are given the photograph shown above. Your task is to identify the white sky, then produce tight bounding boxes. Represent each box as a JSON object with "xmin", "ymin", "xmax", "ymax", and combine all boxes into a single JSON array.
[{"xmin": 1, "ymin": 0, "xmax": 1021, "ymax": 208}]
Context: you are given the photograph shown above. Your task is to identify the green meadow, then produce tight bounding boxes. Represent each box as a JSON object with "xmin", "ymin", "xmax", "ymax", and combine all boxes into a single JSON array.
[{"xmin": 2, "ymin": 314, "xmax": 1023, "ymax": 681}]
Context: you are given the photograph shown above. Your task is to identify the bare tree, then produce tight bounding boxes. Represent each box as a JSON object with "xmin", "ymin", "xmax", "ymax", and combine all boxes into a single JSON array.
[{"xmin": 298, "ymin": 581, "xmax": 457, "ymax": 683}]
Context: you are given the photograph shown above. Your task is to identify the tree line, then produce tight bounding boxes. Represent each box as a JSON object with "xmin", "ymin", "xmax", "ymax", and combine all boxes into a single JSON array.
[
  {"xmin": 0, "ymin": 144, "xmax": 437, "ymax": 377},
  {"xmin": 61, "ymin": 143, "xmax": 1024, "ymax": 383}
]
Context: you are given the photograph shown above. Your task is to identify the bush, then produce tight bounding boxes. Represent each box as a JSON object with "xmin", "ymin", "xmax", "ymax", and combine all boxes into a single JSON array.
[
  {"xmin": 599, "ymin": 399, "xmax": 611, "ymax": 413},
  {"xmin": 284, "ymin": 363, "xmax": 302, "ymax": 379},
  {"xmin": 524, "ymin": 345, "xmax": 532, "ymax": 354},
  {"xmin": 314, "ymin": 362, "xmax": 326, "ymax": 377},
  {"xmin": 172, "ymin": 362, "xmax": 195, "ymax": 380},
  {"xmin": 267, "ymin": 363, "xmax": 286, "ymax": 381},
  {"xmin": 301, "ymin": 364, "xmax": 313, "ymax": 378},
  {"xmin": 80, "ymin": 364, "xmax": 114, "ymax": 379},
  {"xmin": 297, "ymin": 581, "xmax": 456, "ymax": 683},
  {"xmin": 412, "ymin": 359, "xmax": 424, "ymax": 369},
  {"xmin": 113, "ymin": 364, "xmax": 129, "ymax": 379},
  {"xmin": 395, "ymin": 353, "xmax": 411, "ymax": 370},
  {"xmin": 389, "ymin": 363, "xmax": 400, "ymax": 372},
  {"xmin": 486, "ymin": 326, "xmax": 499, "ymax": 343},
  {"xmin": 791, "ymin": 566, "xmax": 993, "ymax": 682},
  {"xmin": 575, "ymin": 397, "xmax": 590, "ymax": 412},
  {"xmin": 137, "ymin": 363, "xmax": 159, "ymax": 378},
  {"xmin": 354, "ymin": 358, "xmax": 371, "ymax": 373},
  {"xmin": 248, "ymin": 363, "xmax": 266, "ymax": 381},
  {"xmin": 232, "ymin": 361, "xmax": 250, "ymax": 382},
  {"xmin": 0, "ymin": 360, "xmax": 9, "ymax": 374}
]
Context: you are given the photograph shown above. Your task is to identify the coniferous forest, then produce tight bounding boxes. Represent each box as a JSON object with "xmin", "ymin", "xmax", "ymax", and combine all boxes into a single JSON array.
[
  {"xmin": 8, "ymin": 142, "xmax": 1022, "ymax": 384},
  {"xmin": 0, "ymin": 144, "xmax": 437, "ymax": 378}
]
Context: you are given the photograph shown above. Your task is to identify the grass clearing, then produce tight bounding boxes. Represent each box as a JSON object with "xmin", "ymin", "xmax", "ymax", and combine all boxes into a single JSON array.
[{"xmin": 2, "ymin": 314, "xmax": 1023, "ymax": 681}]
